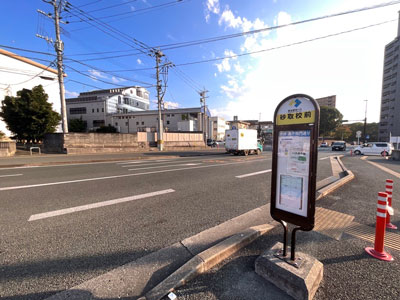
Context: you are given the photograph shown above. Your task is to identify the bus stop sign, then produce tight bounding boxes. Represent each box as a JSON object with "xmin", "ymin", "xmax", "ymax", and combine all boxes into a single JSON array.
[{"xmin": 271, "ymin": 94, "xmax": 320, "ymax": 231}]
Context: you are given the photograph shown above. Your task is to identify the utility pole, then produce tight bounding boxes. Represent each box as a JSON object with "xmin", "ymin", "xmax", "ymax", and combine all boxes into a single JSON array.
[
  {"xmin": 39, "ymin": 0, "xmax": 68, "ymax": 133},
  {"xmin": 155, "ymin": 50, "xmax": 164, "ymax": 151},
  {"xmin": 363, "ymin": 100, "xmax": 368, "ymax": 143},
  {"xmin": 52, "ymin": 0, "xmax": 68, "ymax": 133},
  {"xmin": 200, "ymin": 90, "xmax": 208, "ymax": 143}
]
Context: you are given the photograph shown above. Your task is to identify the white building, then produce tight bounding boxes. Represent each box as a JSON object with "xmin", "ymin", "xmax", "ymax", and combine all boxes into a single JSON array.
[
  {"xmin": 0, "ymin": 48, "xmax": 61, "ymax": 136},
  {"xmin": 209, "ymin": 116, "xmax": 227, "ymax": 140},
  {"xmin": 110, "ymin": 107, "xmax": 209, "ymax": 134},
  {"xmin": 66, "ymin": 86, "xmax": 150, "ymax": 131}
]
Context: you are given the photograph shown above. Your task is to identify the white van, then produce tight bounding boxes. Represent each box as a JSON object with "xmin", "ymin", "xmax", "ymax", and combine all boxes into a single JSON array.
[{"xmin": 353, "ymin": 142, "xmax": 393, "ymax": 156}]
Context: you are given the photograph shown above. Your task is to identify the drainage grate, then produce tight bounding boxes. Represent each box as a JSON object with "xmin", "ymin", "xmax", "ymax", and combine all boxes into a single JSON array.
[
  {"xmin": 346, "ymin": 222, "xmax": 400, "ymax": 251},
  {"xmin": 314, "ymin": 207, "xmax": 354, "ymax": 240}
]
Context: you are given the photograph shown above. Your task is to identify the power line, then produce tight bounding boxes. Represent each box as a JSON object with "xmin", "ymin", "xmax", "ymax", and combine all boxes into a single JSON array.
[
  {"xmin": 61, "ymin": 0, "xmax": 400, "ymax": 56},
  {"xmin": 59, "ymin": 18, "xmax": 400, "ymax": 72},
  {"xmin": 157, "ymin": 0, "xmax": 400, "ymax": 51},
  {"xmin": 64, "ymin": 56, "xmax": 154, "ymax": 86},
  {"xmin": 65, "ymin": 2, "xmax": 153, "ymax": 55},
  {"xmin": 66, "ymin": 79, "xmax": 103, "ymax": 90},
  {"xmin": 0, "ymin": 44, "xmax": 56, "ymax": 56},
  {"xmin": 172, "ymin": 19, "xmax": 397, "ymax": 68},
  {"xmin": 85, "ymin": 0, "xmax": 137, "ymax": 14},
  {"xmin": 79, "ymin": 0, "xmax": 103, "ymax": 8},
  {"xmin": 64, "ymin": 63, "xmax": 154, "ymax": 88},
  {"xmin": 67, "ymin": 0, "xmax": 187, "ymax": 24}
]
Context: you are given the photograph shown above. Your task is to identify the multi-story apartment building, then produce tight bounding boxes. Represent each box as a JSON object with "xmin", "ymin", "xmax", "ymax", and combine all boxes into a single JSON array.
[
  {"xmin": 379, "ymin": 15, "xmax": 400, "ymax": 141},
  {"xmin": 315, "ymin": 95, "xmax": 336, "ymax": 108},
  {"xmin": 210, "ymin": 116, "xmax": 227, "ymax": 140},
  {"xmin": 66, "ymin": 86, "xmax": 150, "ymax": 130}
]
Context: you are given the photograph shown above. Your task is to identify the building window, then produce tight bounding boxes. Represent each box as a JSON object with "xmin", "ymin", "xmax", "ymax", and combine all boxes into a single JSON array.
[
  {"xmin": 118, "ymin": 96, "xmax": 121, "ymax": 104},
  {"xmin": 167, "ymin": 121, "xmax": 170, "ymax": 125},
  {"xmin": 125, "ymin": 122, "xmax": 129, "ymax": 126},
  {"xmin": 70, "ymin": 107, "xmax": 87, "ymax": 114},
  {"xmin": 97, "ymin": 108, "xmax": 99, "ymax": 112},
  {"xmin": 102, "ymin": 108, "xmax": 104, "ymax": 112},
  {"xmin": 142, "ymin": 121, "xmax": 144, "ymax": 125},
  {"xmin": 115, "ymin": 122, "xmax": 118, "ymax": 126},
  {"xmin": 93, "ymin": 120, "xmax": 105, "ymax": 127},
  {"xmin": 92, "ymin": 108, "xmax": 94, "ymax": 113}
]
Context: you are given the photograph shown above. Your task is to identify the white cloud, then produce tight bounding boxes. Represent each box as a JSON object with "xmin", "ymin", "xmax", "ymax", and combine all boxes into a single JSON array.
[
  {"xmin": 215, "ymin": 50, "xmax": 237, "ymax": 73},
  {"xmin": 137, "ymin": 58, "xmax": 143, "ymax": 65},
  {"xmin": 88, "ymin": 69, "xmax": 108, "ymax": 82},
  {"xmin": 204, "ymin": 0, "xmax": 220, "ymax": 22},
  {"xmin": 164, "ymin": 101, "xmax": 180, "ymax": 109},
  {"xmin": 213, "ymin": 1, "xmax": 400, "ymax": 123},
  {"xmin": 111, "ymin": 76, "xmax": 126, "ymax": 84},
  {"xmin": 65, "ymin": 90, "xmax": 79, "ymax": 98},
  {"xmin": 219, "ymin": 8, "xmax": 243, "ymax": 29}
]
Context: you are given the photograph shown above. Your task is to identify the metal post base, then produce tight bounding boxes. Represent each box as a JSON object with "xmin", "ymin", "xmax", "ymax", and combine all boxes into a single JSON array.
[
  {"xmin": 274, "ymin": 249, "xmax": 305, "ymax": 269},
  {"xmin": 365, "ymin": 247, "xmax": 393, "ymax": 262}
]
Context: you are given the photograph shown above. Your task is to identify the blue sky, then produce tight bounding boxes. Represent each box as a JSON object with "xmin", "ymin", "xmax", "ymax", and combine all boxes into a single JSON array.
[{"xmin": 1, "ymin": 0, "xmax": 400, "ymax": 122}]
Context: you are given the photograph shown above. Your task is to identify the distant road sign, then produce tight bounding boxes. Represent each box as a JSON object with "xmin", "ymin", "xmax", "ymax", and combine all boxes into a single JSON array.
[{"xmin": 356, "ymin": 131, "xmax": 362, "ymax": 138}]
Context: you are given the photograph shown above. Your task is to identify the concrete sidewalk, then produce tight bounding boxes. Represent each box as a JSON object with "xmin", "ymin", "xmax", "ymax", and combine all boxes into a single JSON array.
[{"xmin": 166, "ymin": 156, "xmax": 400, "ymax": 300}]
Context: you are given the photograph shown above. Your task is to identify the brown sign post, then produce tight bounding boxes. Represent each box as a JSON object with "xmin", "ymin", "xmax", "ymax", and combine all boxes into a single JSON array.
[{"xmin": 270, "ymin": 94, "xmax": 320, "ymax": 265}]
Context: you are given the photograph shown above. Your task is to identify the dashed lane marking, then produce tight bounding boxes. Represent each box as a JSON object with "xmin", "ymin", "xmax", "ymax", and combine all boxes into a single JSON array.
[
  {"xmin": 0, "ymin": 158, "xmax": 269, "ymax": 191},
  {"xmin": 235, "ymin": 169, "xmax": 272, "ymax": 178},
  {"xmin": 28, "ymin": 189, "xmax": 175, "ymax": 221},
  {"xmin": 128, "ymin": 163, "xmax": 202, "ymax": 171},
  {"xmin": 0, "ymin": 174, "xmax": 23, "ymax": 178}
]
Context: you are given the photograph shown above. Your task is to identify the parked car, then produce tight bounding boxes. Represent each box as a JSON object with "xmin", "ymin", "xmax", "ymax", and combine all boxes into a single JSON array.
[
  {"xmin": 207, "ymin": 139, "xmax": 216, "ymax": 147},
  {"xmin": 320, "ymin": 142, "xmax": 328, "ymax": 147},
  {"xmin": 331, "ymin": 141, "xmax": 346, "ymax": 151},
  {"xmin": 353, "ymin": 142, "xmax": 393, "ymax": 156}
]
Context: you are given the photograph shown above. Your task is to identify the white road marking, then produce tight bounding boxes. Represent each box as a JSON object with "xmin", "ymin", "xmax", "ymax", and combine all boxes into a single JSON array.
[
  {"xmin": 0, "ymin": 158, "xmax": 268, "ymax": 191},
  {"xmin": 235, "ymin": 169, "xmax": 272, "ymax": 178},
  {"xmin": 128, "ymin": 163, "xmax": 202, "ymax": 171},
  {"xmin": 319, "ymin": 156, "xmax": 332, "ymax": 160},
  {"xmin": 0, "ymin": 174, "xmax": 23, "ymax": 178},
  {"xmin": 28, "ymin": 189, "xmax": 175, "ymax": 221},
  {"xmin": 117, "ymin": 159, "xmax": 172, "ymax": 165},
  {"xmin": 0, "ymin": 160, "xmax": 145, "ymax": 170}
]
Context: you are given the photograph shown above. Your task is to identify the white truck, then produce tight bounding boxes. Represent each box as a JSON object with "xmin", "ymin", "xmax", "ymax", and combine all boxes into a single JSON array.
[{"xmin": 225, "ymin": 128, "xmax": 262, "ymax": 156}]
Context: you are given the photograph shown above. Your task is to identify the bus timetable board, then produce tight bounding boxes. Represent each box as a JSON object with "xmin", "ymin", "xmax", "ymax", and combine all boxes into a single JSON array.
[{"xmin": 270, "ymin": 94, "xmax": 320, "ymax": 230}]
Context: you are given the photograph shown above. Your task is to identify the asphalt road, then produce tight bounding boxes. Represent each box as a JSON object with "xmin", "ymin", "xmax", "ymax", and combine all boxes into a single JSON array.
[
  {"xmin": 0, "ymin": 150, "xmax": 334, "ymax": 299},
  {"xmin": 174, "ymin": 154, "xmax": 400, "ymax": 300}
]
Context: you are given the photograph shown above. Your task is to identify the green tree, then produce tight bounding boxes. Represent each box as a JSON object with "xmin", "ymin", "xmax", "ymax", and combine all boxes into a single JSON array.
[
  {"xmin": 0, "ymin": 85, "xmax": 61, "ymax": 142},
  {"xmin": 69, "ymin": 117, "xmax": 87, "ymax": 132},
  {"xmin": 319, "ymin": 106, "xmax": 343, "ymax": 139},
  {"xmin": 333, "ymin": 125, "xmax": 352, "ymax": 141},
  {"xmin": 347, "ymin": 122, "xmax": 379, "ymax": 143}
]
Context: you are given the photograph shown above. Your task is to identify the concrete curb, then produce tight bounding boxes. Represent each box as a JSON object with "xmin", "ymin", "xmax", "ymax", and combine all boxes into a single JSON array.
[
  {"xmin": 316, "ymin": 155, "xmax": 354, "ymax": 200},
  {"xmin": 141, "ymin": 224, "xmax": 275, "ymax": 300},
  {"xmin": 141, "ymin": 156, "xmax": 355, "ymax": 300}
]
